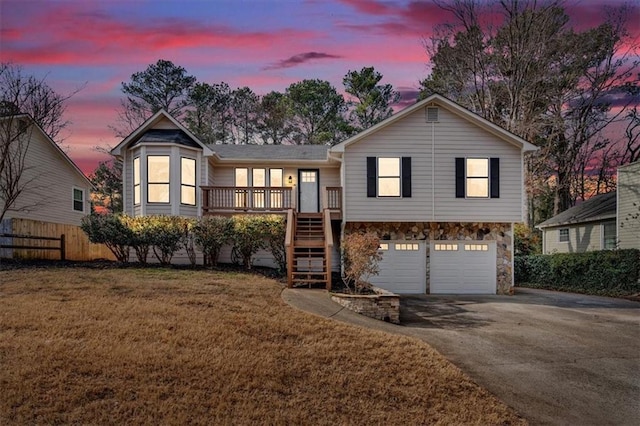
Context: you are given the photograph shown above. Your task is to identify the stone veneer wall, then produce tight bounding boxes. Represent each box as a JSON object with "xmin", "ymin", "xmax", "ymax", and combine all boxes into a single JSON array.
[
  {"xmin": 330, "ymin": 288, "xmax": 400, "ymax": 324},
  {"xmin": 345, "ymin": 222, "xmax": 514, "ymax": 295}
]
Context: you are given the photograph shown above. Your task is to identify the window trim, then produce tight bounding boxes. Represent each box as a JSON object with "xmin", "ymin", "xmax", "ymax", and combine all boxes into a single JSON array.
[
  {"xmin": 147, "ymin": 155, "xmax": 170, "ymax": 204},
  {"xmin": 133, "ymin": 156, "xmax": 140, "ymax": 205},
  {"xmin": 72, "ymin": 186, "xmax": 85, "ymax": 213},
  {"xmin": 465, "ymin": 157, "xmax": 490, "ymax": 199},
  {"xmin": 180, "ymin": 157, "xmax": 196, "ymax": 206},
  {"xmin": 559, "ymin": 228, "xmax": 569, "ymax": 243}
]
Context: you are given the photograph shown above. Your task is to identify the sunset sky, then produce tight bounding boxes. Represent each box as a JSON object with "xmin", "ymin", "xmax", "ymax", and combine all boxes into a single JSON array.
[{"xmin": 1, "ymin": 0, "xmax": 638, "ymax": 175}]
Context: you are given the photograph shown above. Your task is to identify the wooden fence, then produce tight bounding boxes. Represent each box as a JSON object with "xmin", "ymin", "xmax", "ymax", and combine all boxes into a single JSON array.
[{"xmin": 0, "ymin": 218, "xmax": 115, "ymax": 261}]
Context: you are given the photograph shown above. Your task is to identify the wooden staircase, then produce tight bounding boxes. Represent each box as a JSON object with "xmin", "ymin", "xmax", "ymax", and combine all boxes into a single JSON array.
[{"xmin": 289, "ymin": 212, "xmax": 330, "ymax": 289}]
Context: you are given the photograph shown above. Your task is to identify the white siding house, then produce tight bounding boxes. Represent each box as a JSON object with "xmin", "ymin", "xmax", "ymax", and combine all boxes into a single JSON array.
[
  {"xmin": 617, "ymin": 162, "xmax": 640, "ymax": 249},
  {"xmin": 1, "ymin": 115, "xmax": 92, "ymax": 226},
  {"xmin": 113, "ymin": 95, "xmax": 537, "ymax": 295}
]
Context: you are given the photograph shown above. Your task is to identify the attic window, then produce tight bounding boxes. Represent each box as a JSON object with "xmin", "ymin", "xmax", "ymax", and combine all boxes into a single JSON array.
[{"xmin": 426, "ymin": 107, "xmax": 439, "ymax": 122}]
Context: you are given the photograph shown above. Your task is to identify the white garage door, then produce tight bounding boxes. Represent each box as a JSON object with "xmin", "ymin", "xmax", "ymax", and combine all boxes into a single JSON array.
[
  {"xmin": 430, "ymin": 241, "xmax": 496, "ymax": 294},
  {"xmin": 369, "ymin": 241, "xmax": 426, "ymax": 294}
]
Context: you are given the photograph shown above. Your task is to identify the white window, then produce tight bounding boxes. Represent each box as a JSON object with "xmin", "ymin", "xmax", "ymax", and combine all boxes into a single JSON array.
[
  {"xmin": 253, "ymin": 168, "xmax": 266, "ymax": 208},
  {"xmin": 148, "ymin": 156, "xmax": 170, "ymax": 203},
  {"xmin": 466, "ymin": 158, "xmax": 489, "ymax": 198},
  {"xmin": 301, "ymin": 171, "xmax": 316, "ymax": 183},
  {"xmin": 464, "ymin": 244, "xmax": 489, "ymax": 251},
  {"xmin": 72, "ymin": 187, "xmax": 84, "ymax": 212},
  {"xmin": 603, "ymin": 221, "xmax": 616, "ymax": 250},
  {"xmin": 133, "ymin": 157, "xmax": 140, "ymax": 205},
  {"xmin": 395, "ymin": 243, "xmax": 419, "ymax": 251},
  {"xmin": 378, "ymin": 157, "xmax": 400, "ymax": 197},
  {"xmin": 181, "ymin": 157, "xmax": 196, "ymax": 206},
  {"xmin": 235, "ymin": 168, "xmax": 248, "ymax": 208},
  {"xmin": 559, "ymin": 228, "xmax": 569, "ymax": 243},
  {"xmin": 270, "ymin": 169, "xmax": 283, "ymax": 208},
  {"xmin": 434, "ymin": 243, "xmax": 459, "ymax": 251}
]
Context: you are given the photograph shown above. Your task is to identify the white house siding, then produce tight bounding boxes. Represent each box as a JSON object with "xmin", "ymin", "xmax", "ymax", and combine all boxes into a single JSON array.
[
  {"xmin": 343, "ymin": 105, "xmax": 524, "ymax": 223},
  {"xmin": 124, "ymin": 148, "xmax": 136, "ymax": 215},
  {"xmin": 543, "ymin": 223, "xmax": 603, "ymax": 254},
  {"xmin": 617, "ymin": 162, "xmax": 640, "ymax": 249},
  {"xmin": 4, "ymin": 125, "xmax": 91, "ymax": 226}
]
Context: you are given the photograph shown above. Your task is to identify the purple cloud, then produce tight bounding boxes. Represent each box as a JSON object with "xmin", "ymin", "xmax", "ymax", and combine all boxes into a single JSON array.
[{"xmin": 263, "ymin": 51, "xmax": 342, "ymax": 70}]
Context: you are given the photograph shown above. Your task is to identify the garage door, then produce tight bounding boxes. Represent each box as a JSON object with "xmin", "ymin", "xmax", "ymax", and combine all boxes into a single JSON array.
[
  {"xmin": 430, "ymin": 241, "xmax": 496, "ymax": 294},
  {"xmin": 368, "ymin": 241, "xmax": 426, "ymax": 294}
]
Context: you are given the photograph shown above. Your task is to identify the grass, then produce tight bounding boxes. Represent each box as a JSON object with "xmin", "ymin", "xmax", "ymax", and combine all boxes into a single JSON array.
[{"xmin": 0, "ymin": 267, "xmax": 526, "ymax": 425}]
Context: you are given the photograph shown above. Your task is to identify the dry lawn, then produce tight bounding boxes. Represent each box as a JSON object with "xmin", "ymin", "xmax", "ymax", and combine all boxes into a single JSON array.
[{"xmin": 0, "ymin": 267, "xmax": 526, "ymax": 425}]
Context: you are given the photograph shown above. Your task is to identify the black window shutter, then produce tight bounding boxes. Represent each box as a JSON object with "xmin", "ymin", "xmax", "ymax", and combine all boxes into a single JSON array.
[
  {"xmin": 401, "ymin": 157, "xmax": 411, "ymax": 198},
  {"xmin": 366, "ymin": 157, "xmax": 377, "ymax": 197},
  {"xmin": 490, "ymin": 157, "xmax": 500, "ymax": 198},
  {"xmin": 455, "ymin": 157, "xmax": 465, "ymax": 198}
]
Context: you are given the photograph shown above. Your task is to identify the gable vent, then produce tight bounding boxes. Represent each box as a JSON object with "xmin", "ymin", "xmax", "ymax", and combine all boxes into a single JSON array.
[{"xmin": 426, "ymin": 107, "xmax": 439, "ymax": 122}]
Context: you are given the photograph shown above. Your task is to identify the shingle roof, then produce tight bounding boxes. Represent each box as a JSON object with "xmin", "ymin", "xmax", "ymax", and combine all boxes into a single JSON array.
[
  {"xmin": 537, "ymin": 191, "xmax": 617, "ymax": 229},
  {"xmin": 208, "ymin": 144, "xmax": 329, "ymax": 161},
  {"xmin": 131, "ymin": 129, "xmax": 201, "ymax": 148}
]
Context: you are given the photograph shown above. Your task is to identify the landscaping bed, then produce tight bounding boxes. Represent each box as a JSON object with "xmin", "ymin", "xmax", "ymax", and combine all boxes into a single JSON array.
[{"xmin": 330, "ymin": 286, "xmax": 400, "ymax": 324}]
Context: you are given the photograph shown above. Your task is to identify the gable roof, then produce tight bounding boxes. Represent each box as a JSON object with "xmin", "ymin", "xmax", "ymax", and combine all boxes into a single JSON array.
[
  {"xmin": 330, "ymin": 93, "xmax": 539, "ymax": 153},
  {"xmin": 537, "ymin": 192, "xmax": 617, "ymax": 229},
  {"xmin": 131, "ymin": 129, "xmax": 201, "ymax": 148},
  {"xmin": 111, "ymin": 110, "xmax": 212, "ymax": 156},
  {"xmin": 208, "ymin": 144, "xmax": 329, "ymax": 161},
  {"xmin": 1, "ymin": 114, "xmax": 92, "ymax": 188}
]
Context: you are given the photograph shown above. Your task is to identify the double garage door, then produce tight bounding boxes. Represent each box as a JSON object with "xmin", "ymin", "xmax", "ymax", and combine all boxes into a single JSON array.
[{"xmin": 370, "ymin": 241, "xmax": 496, "ymax": 294}]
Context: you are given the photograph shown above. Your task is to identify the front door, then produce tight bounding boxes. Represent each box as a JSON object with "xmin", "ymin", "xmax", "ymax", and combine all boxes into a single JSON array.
[{"xmin": 298, "ymin": 169, "xmax": 319, "ymax": 212}]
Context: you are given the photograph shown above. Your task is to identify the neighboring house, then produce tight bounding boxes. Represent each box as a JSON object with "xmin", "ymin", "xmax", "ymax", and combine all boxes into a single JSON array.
[
  {"xmin": 617, "ymin": 161, "xmax": 640, "ymax": 250},
  {"xmin": 537, "ymin": 161, "xmax": 640, "ymax": 254},
  {"xmin": 112, "ymin": 94, "xmax": 538, "ymax": 294},
  {"xmin": 537, "ymin": 192, "xmax": 617, "ymax": 254},
  {"xmin": 1, "ymin": 114, "xmax": 92, "ymax": 226}
]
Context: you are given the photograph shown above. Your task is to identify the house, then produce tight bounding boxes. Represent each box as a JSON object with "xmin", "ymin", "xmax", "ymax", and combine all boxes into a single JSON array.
[
  {"xmin": 537, "ymin": 192, "xmax": 617, "ymax": 254},
  {"xmin": 537, "ymin": 161, "xmax": 640, "ymax": 254},
  {"xmin": 617, "ymin": 161, "xmax": 640, "ymax": 250},
  {"xmin": 0, "ymin": 115, "xmax": 92, "ymax": 225},
  {"xmin": 111, "ymin": 94, "xmax": 538, "ymax": 294}
]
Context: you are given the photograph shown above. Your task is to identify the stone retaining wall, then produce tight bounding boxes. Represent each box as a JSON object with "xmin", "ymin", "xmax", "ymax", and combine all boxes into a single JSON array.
[
  {"xmin": 330, "ymin": 287, "xmax": 400, "ymax": 324},
  {"xmin": 345, "ymin": 222, "xmax": 514, "ymax": 295}
]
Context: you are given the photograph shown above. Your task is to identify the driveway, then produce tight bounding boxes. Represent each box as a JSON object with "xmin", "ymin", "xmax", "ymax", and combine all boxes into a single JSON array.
[{"xmin": 400, "ymin": 288, "xmax": 640, "ymax": 426}]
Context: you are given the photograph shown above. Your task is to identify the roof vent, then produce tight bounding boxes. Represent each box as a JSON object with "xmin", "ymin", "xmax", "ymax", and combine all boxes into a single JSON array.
[{"xmin": 426, "ymin": 107, "xmax": 439, "ymax": 122}]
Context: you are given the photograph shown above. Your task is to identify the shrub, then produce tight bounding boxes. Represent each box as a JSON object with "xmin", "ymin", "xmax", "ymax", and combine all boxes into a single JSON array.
[
  {"xmin": 230, "ymin": 215, "xmax": 268, "ymax": 269},
  {"xmin": 514, "ymin": 223, "xmax": 541, "ymax": 255},
  {"xmin": 121, "ymin": 215, "xmax": 154, "ymax": 264},
  {"xmin": 515, "ymin": 249, "xmax": 640, "ymax": 296},
  {"xmin": 341, "ymin": 232, "xmax": 382, "ymax": 294},
  {"xmin": 81, "ymin": 214, "xmax": 131, "ymax": 263},
  {"xmin": 148, "ymin": 216, "xmax": 185, "ymax": 265},
  {"xmin": 262, "ymin": 215, "xmax": 286, "ymax": 272},
  {"xmin": 181, "ymin": 218, "xmax": 198, "ymax": 267},
  {"xmin": 193, "ymin": 216, "xmax": 232, "ymax": 266}
]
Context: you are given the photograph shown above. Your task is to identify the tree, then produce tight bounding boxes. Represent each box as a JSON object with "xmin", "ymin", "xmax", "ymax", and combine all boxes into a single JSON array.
[
  {"xmin": 421, "ymin": 0, "xmax": 638, "ymax": 223},
  {"xmin": 0, "ymin": 64, "xmax": 75, "ymax": 222},
  {"xmin": 230, "ymin": 87, "xmax": 259, "ymax": 144},
  {"xmin": 89, "ymin": 158, "xmax": 122, "ymax": 213},
  {"xmin": 257, "ymin": 91, "xmax": 293, "ymax": 145},
  {"xmin": 286, "ymin": 79, "xmax": 350, "ymax": 145},
  {"xmin": 184, "ymin": 82, "xmax": 233, "ymax": 144},
  {"xmin": 343, "ymin": 66, "xmax": 400, "ymax": 131},
  {"xmin": 113, "ymin": 59, "xmax": 196, "ymax": 137}
]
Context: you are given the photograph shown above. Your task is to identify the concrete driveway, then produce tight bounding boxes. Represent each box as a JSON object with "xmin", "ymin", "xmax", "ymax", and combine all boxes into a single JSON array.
[{"xmin": 400, "ymin": 288, "xmax": 640, "ymax": 426}]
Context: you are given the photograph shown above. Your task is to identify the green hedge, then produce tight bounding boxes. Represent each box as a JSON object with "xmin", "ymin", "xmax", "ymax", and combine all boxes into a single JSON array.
[{"xmin": 515, "ymin": 249, "xmax": 640, "ymax": 297}]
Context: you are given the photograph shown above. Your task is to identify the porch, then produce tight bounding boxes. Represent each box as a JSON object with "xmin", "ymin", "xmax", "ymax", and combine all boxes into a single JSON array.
[{"xmin": 201, "ymin": 186, "xmax": 342, "ymax": 219}]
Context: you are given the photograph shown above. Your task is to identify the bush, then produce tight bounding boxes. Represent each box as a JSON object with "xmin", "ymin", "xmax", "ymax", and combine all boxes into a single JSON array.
[
  {"xmin": 193, "ymin": 216, "xmax": 232, "ymax": 266},
  {"xmin": 121, "ymin": 215, "xmax": 154, "ymax": 264},
  {"xmin": 230, "ymin": 215, "xmax": 268, "ymax": 269},
  {"xmin": 81, "ymin": 214, "xmax": 132, "ymax": 263},
  {"xmin": 262, "ymin": 215, "xmax": 286, "ymax": 272},
  {"xmin": 341, "ymin": 233, "xmax": 382, "ymax": 294},
  {"xmin": 514, "ymin": 223, "xmax": 541, "ymax": 255},
  {"xmin": 515, "ymin": 249, "xmax": 640, "ymax": 297},
  {"xmin": 148, "ymin": 216, "xmax": 185, "ymax": 265},
  {"xmin": 181, "ymin": 218, "xmax": 197, "ymax": 266}
]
